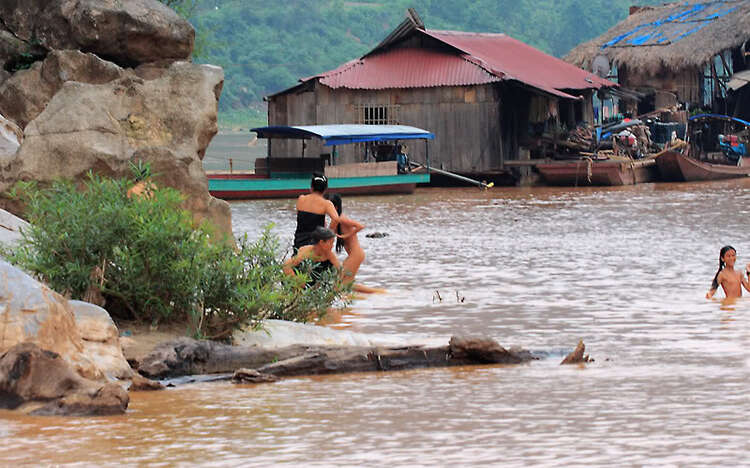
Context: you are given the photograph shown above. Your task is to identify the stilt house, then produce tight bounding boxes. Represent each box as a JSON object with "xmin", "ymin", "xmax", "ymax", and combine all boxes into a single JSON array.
[
  {"xmin": 565, "ymin": 0, "xmax": 750, "ymax": 120},
  {"xmin": 265, "ymin": 10, "xmax": 615, "ymax": 179}
]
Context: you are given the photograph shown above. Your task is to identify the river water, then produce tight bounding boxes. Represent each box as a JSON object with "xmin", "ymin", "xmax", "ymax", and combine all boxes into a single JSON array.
[{"xmin": 3, "ymin": 181, "xmax": 750, "ymax": 466}]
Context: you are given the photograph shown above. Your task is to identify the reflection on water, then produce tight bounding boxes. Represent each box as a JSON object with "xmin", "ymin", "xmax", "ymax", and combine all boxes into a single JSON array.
[{"xmin": 3, "ymin": 180, "xmax": 750, "ymax": 466}]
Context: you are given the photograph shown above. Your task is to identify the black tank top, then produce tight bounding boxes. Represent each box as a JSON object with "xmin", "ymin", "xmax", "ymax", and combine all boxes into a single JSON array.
[{"xmin": 293, "ymin": 210, "xmax": 326, "ymax": 249}]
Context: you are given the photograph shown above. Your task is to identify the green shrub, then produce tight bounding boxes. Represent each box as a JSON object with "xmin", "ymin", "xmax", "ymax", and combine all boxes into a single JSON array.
[{"xmin": 5, "ymin": 172, "xmax": 349, "ymax": 340}]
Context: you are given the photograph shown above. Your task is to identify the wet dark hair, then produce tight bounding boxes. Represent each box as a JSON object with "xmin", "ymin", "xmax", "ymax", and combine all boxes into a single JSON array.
[
  {"xmin": 311, "ymin": 172, "xmax": 327, "ymax": 193},
  {"xmin": 326, "ymin": 193, "xmax": 344, "ymax": 253},
  {"xmin": 711, "ymin": 245, "xmax": 736, "ymax": 290},
  {"xmin": 312, "ymin": 226, "xmax": 335, "ymax": 243}
]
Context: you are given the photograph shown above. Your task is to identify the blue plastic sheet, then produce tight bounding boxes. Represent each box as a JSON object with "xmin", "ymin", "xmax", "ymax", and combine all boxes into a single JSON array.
[{"xmin": 601, "ymin": 1, "xmax": 737, "ymax": 49}]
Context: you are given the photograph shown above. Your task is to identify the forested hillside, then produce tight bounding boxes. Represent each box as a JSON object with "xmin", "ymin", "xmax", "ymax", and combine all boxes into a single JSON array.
[{"xmin": 182, "ymin": 0, "xmax": 661, "ymax": 128}]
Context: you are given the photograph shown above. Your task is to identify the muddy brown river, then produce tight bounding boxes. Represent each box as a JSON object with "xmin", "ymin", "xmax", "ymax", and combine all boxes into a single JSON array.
[{"xmin": 3, "ymin": 182, "xmax": 750, "ymax": 466}]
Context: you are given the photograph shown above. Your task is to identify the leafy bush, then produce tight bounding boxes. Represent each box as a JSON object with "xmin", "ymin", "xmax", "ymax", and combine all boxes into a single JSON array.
[{"xmin": 5, "ymin": 172, "xmax": 349, "ymax": 340}]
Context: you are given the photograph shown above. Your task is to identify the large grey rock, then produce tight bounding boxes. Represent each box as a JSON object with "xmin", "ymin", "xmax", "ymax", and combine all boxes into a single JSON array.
[
  {"xmin": 0, "ymin": 0, "xmax": 193, "ymax": 68},
  {"xmin": 70, "ymin": 300, "xmax": 133, "ymax": 380},
  {"xmin": 0, "ymin": 259, "xmax": 130, "ymax": 381},
  {"xmin": 0, "ymin": 50, "xmax": 124, "ymax": 130},
  {"xmin": 0, "ymin": 208, "xmax": 28, "ymax": 250},
  {"xmin": 0, "ymin": 342, "xmax": 129, "ymax": 415},
  {"xmin": 0, "ymin": 113, "xmax": 21, "ymax": 157},
  {"xmin": 0, "ymin": 24, "xmax": 46, "ymax": 76},
  {"xmin": 1, "ymin": 61, "xmax": 231, "ymax": 237}
]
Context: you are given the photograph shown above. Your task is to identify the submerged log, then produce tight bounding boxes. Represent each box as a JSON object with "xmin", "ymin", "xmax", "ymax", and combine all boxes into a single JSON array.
[{"xmin": 138, "ymin": 336, "xmax": 538, "ymax": 380}]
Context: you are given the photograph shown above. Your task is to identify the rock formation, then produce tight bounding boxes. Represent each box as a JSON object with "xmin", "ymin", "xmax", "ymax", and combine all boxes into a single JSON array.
[
  {"xmin": 0, "ymin": 0, "xmax": 231, "ymax": 238},
  {"xmin": 0, "ymin": 0, "xmax": 193, "ymax": 67},
  {"xmin": 0, "ymin": 259, "xmax": 132, "ymax": 381},
  {"xmin": 0, "ymin": 342, "xmax": 129, "ymax": 416}
]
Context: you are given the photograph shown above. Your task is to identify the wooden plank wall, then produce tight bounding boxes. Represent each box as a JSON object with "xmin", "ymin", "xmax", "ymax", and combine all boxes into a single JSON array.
[{"xmin": 267, "ymin": 82, "xmax": 507, "ymax": 174}]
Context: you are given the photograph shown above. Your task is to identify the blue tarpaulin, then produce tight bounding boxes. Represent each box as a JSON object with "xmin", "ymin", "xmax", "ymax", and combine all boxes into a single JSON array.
[
  {"xmin": 251, "ymin": 124, "xmax": 435, "ymax": 146},
  {"xmin": 601, "ymin": 1, "xmax": 737, "ymax": 49}
]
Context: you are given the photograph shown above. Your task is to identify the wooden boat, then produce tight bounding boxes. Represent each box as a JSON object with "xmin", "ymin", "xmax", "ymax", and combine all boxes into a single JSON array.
[
  {"xmin": 207, "ymin": 125, "xmax": 433, "ymax": 200},
  {"xmin": 536, "ymin": 158, "xmax": 659, "ymax": 186},
  {"xmin": 655, "ymin": 150, "xmax": 750, "ymax": 181},
  {"xmin": 655, "ymin": 114, "xmax": 750, "ymax": 182}
]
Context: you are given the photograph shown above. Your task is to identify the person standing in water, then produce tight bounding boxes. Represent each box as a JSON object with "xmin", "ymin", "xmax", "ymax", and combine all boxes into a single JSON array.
[
  {"xmin": 293, "ymin": 173, "xmax": 339, "ymax": 253},
  {"xmin": 706, "ymin": 245, "xmax": 750, "ymax": 299},
  {"xmin": 283, "ymin": 226, "xmax": 340, "ymax": 284},
  {"xmin": 326, "ymin": 193, "xmax": 384, "ymax": 294}
]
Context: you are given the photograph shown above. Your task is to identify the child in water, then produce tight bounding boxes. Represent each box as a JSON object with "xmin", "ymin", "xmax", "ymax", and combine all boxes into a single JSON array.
[
  {"xmin": 326, "ymin": 193, "xmax": 384, "ymax": 294},
  {"xmin": 706, "ymin": 245, "xmax": 750, "ymax": 299}
]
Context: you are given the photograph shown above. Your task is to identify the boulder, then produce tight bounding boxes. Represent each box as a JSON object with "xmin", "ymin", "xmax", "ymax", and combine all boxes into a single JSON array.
[
  {"xmin": 0, "ymin": 259, "xmax": 130, "ymax": 381},
  {"xmin": 128, "ymin": 372, "xmax": 164, "ymax": 391},
  {"xmin": 0, "ymin": 24, "xmax": 46, "ymax": 76},
  {"xmin": 0, "ymin": 0, "xmax": 193, "ymax": 68},
  {"xmin": 2, "ymin": 61, "xmax": 231, "ymax": 237},
  {"xmin": 69, "ymin": 300, "xmax": 134, "ymax": 380},
  {"xmin": 0, "ymin": 208, "xmax": 28, "ymax": 250},
  {"xmin": 0, "ymin": 113, "xmax": 22, "ymax": 156},
  {"xmin": 0, "ymin": 50, "xmax": 124, "ymax": 130},
  {"xmin": 0, "ymin": 342, "xmax": 129, "ymax": 415}
]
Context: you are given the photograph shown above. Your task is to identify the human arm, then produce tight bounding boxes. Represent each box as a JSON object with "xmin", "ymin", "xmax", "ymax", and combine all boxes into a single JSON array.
[
  {"xmin": 283, "ymin": 247, "xmax": 310, "ymax": 276},
  {"xmin": 337, "ymin": 216, "xmax": 364, "ymax": 239},
  {"xmin": 706, "ymin": 287, "xmax": 717, "ymax": 299},
  {"xmin": 742, "ymin": 265, "xmax": 750, "ymax": 293}
]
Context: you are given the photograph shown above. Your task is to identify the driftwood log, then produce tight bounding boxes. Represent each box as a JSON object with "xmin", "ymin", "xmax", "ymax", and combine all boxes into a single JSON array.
[{"xmin": 138, "ymin": 336, "xmax": 539, "ymax": 380}]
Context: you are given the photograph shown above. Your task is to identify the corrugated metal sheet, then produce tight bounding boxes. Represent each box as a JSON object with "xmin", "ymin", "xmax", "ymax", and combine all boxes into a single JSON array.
[
  {"xmin": 423, "ymin": 30, "xmax": 612, "ymax": 94},
  {"xmin": 313, "ymin": 48, "xmax": 503, "ymax": 90},
  {"xmin": 301, "ymin": 28, "xmax": 613, "ymax": 100}
]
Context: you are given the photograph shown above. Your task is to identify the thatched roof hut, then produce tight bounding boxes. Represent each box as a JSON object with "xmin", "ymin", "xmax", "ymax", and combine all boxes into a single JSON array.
[{"xmin": 566, "ymin": 0, "xmax": 750, "ymax": 75}]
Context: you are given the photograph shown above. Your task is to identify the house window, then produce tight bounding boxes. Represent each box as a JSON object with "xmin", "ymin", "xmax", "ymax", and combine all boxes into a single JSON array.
[{"xmin": 356, "ymin": 104, "xmax": 399, "ymax": 125}]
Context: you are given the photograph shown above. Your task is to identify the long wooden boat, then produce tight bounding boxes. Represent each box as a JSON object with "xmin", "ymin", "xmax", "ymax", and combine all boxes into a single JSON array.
[
  {"xmin": 209, "ymin": 165, "xmax": 429, "ymax": 200},
  {"xmin": 536, "ymin": 158, "xmax": 659, "ymax": 186},
  {"xmin": 207, "ymin": 124, "xmax": 434, "ymax": 200},
  {"xmin": 655, "ymin": 150, "xmax": 750, "ymax": 182}
]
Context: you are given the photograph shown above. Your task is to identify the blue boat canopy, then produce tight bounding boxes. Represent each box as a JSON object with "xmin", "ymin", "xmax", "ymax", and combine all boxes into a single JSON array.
[{"xmin": 251, "ymin": 124, "xmax": 435, "ymax": 146}]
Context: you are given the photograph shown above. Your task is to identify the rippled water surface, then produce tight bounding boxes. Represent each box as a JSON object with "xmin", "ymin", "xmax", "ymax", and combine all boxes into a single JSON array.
[{"xmin": 3, "ymin": 181, "xmax": 750, "ymax": 466}]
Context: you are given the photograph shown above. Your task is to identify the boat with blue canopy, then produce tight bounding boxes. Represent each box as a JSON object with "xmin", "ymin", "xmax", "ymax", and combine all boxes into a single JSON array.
[{"xmin": 207, "ymin": 124, "xmax": 434, "ymax": 199}]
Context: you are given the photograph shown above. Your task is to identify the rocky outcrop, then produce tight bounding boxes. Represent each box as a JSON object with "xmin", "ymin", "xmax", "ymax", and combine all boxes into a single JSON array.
[
  {"xmin": 1, "ymin": 61, "xmax": 231, "ymax": 236},
  {"xmin": 0, "ymin": 113, "xmax": 21, "ymax": 159},
  {"xmin": 0, "ymin": 24, "xmax": 46, "ymax": 76},
  {"xmin": 0, "ymin": 0, "xmax": 193, "ymax": 68},
  {"xmin": 69, "ymin": 301, "xmax": 133, "ymax": 380},
  {"xmin": 0, "ymin": 208, "xmax": 28, "ymax": 250},
  {"xmin": 0, "ymin": 0, "xmax": 232, "ymax": 238},
  {"xmin": 0, "ymin": 342, "xmax": 129, "ymax": 415},
  {"xmin": 0, "ymin": 259, "xmax": 131, "ymax": 381},
  {"xmin": 0, "ymin": 50, "xmax": 124, "ymax": 130},
  {"xmin": 129, "ymin": 373, "xmax": 164, "ymax": 391}
]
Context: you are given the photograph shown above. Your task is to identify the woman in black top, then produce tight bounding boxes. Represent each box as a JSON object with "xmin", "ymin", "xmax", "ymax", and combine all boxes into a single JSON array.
[{"xmin": 292, "ymin": 173, "xmax": 339, "ymax": 252}]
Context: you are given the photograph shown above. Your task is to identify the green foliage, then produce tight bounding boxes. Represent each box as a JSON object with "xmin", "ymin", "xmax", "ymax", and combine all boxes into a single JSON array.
[
  {"xmin": 181, "ymin": 0, "xmax": 663, "ymax": 127},
  {"xmin": 4, "ymin": 173, "xmax": 349, "ymax": 340}
]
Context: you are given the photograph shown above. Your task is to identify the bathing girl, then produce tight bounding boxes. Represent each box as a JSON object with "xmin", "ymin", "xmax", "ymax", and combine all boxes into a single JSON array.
[
  {"xmin": 326, "ymin": 193, "xmax": 384, "ymax": 294},
  {"xmin": 705, "ymin": 245, "xmax": 750, "ymax": 299},
  {"xmin": 293, "ymin": 173, "xmax": 339, "ymax": 253},
  {"xmin": 283, "ymin": 226, "xmax": 340, "ymax": 285}
]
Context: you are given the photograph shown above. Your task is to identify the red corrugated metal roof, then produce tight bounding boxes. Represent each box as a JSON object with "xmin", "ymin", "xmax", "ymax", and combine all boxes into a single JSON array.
[
  {"xmin": 423, "ymin": 29, "xmax": 612, "ymax": 94},
  {"xmin": 299, "ymin": 27, "xmax": 614, "ymax": 100},
  {"xmin": 312, "ymin": 47, "xmax": 503, "ymax": 90}
]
